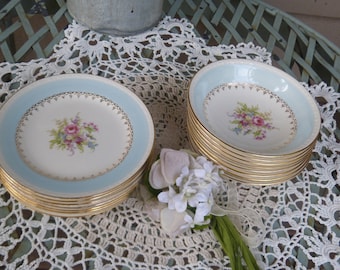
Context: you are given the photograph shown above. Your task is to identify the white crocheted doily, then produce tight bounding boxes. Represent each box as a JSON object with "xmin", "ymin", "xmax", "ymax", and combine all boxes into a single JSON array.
[{"xmin": 0, "ymin": 17, "xmax": 339, "ymax": 270}]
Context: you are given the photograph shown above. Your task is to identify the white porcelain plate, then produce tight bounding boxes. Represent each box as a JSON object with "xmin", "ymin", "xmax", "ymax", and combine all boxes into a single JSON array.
[
  {"xmin": 0, "ymin": 74, "xmax": 154, "ymax": 197},
  {"xmin": 189, "ymin": 59, "xmax": 321, "ymax": 155},
  {"xmin": 16, "ymin": 92, "xmax": 133, "ymax": 180}
]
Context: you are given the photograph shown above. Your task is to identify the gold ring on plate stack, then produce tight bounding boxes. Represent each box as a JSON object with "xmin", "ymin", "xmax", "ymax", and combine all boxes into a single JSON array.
[
  {"xmin": 187, "ymin": 59, "xmax": 320, "ymax": 185},
  {"xmin": 0, "ymin": 74, "xmax": 155, "ymax": 217}
]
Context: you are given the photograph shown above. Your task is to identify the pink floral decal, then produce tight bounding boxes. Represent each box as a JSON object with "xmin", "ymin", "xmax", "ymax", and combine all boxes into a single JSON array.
[
  {"xmin": 49, "ymin": 113, "xmax": 99, "ymax": 155},
  {"xmin": 229, "ymin": 102, "xmax": 275, "ymax": 140}
]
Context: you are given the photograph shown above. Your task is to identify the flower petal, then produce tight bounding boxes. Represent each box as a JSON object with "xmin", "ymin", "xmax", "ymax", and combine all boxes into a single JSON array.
[
  {"xmin": 160, "ymin": 208, "xmax": 190, "ymax": 236},
  {"xmin": 157, "ymin": 191, "xmax": 170, "ymax": 203},
  {"xmin": 188, "ymin": 192, "xmax": 208, "ymax": 207},
  {"xmin": 193, "ymin": 168, "xmax": 206, "ymax": 178},
  {"xmin": 143, "ymin": 198, "xmax": 167, "ymax": 222},
  {"xmin": 149, "ymin": 160, "xmax": 168, "ymax": 189},
  {"xmin": 188, "ymin": 154, "xmax": 202, "ymax": 169},
  {"xmin": 194, "ymin": 203, "xmax": 212, "ymax": 223},
  {"xmin": 174, "ymin": 194, "xmax": 188, "ymax": 213},
  {"xmin": 160, "ymin": 149, "xmax": 190, "ymax": 185}
]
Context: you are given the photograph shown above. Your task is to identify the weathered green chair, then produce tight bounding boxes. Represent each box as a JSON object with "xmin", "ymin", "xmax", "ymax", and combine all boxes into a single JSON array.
[{"xmin": 0, "ymin": 0, "xmax": 339, "ymax": 91}]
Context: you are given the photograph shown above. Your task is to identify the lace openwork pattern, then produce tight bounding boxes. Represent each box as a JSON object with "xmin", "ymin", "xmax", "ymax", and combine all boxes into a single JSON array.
[{"xmin": 0, "ymin": 17, "xmax": 339, "ymax": 270}]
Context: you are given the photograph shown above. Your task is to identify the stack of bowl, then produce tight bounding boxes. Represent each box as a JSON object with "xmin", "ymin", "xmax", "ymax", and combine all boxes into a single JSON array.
[
  {"xmin": 187, "ymin": 59, "xmax": 320, "ymax": 185},
  {"xmin": 0, "ymin": 74, "xmax": 154, "ymax": 217}
]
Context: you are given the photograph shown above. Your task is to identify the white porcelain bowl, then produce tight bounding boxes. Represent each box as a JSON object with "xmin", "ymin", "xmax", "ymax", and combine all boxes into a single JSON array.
[{"xmin": 189, "ymin": 59, "xmax": 321, "ymax": 155}]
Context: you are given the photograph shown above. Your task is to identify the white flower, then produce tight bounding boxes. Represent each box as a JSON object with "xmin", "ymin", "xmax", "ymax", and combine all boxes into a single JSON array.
[
  {"xmin": 149, "ymin": 148, "xmax": 225, "ymax": 235},
  {"xmin": 147, "ymin": 149, "xmax": 261, "ymax": 269}
]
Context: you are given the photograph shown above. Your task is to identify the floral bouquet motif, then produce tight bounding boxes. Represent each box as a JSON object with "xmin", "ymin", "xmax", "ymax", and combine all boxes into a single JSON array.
[
  {"xmin": 229, "ymin": 102, "xmax": 275, "ymax": 140},
  {"xmin": 49, "ymin": 113, "xmax": 99, "ymax": 155},
  {"xmin": 142, "ymin": 148, "xmax": 260, "ymax": 269}
]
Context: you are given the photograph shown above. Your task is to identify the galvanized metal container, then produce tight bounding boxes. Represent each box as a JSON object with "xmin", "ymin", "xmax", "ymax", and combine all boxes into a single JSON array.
[{"xmin": 67, "ymin": 0, "xmax": 164, "ymax": 36}]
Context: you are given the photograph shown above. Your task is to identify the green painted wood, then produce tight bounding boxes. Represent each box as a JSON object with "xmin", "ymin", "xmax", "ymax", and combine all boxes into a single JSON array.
[
  {"xmin": 0, "ymin": 0, "xmax": 338, "ymax": 91},
  {"xmin": 0, "ymin": 0, "xmax": 71, "ymax": 62}
]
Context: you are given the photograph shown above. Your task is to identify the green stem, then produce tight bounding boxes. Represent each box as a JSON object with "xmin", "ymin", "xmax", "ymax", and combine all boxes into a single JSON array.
[{"xmin": 211, "ymin": 215, "xmax": 260, "ymax": 270}]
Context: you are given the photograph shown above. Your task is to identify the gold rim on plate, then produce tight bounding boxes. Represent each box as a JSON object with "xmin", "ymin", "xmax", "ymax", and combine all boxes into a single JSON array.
[
  {"xmin": 0, "ymin": 154, "xmax": 153, "ymax": 217},
  {"xmin": 187, "ymin": 102, "xmax": 316, "ymax": 161},
  {"xmin": 187, "ymin": 111, "xmax": 316, "ymax": 167},
  {"xmin": 186, "ymin": 100, "xmax": 315, "ymax": 185}
]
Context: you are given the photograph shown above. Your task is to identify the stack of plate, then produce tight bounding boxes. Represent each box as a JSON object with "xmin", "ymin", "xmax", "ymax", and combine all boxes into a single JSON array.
[
  {"xmin": 0, "ymin": 74, "xmax": 154, "ymax": 217},
  {"xmin": 187, "ymin": 59, "xmax": 320, "ymax": 185}
]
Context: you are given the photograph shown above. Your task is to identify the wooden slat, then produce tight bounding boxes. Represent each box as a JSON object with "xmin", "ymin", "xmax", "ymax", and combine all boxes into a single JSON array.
[
  {"xmin": 0, "ymin": 0, "xmax": 71, "ymax": 62},
  {"xmin": 162, "ymin": 0, "xmax": 339, "ymax": 90},
  {"xmin": 0, "ymin": 0, "xmax": 338, "ymax": 90}
]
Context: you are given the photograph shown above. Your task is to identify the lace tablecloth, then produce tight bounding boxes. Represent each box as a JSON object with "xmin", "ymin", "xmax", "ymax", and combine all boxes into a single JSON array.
[{"xmin": 0, "ymin": 17, "xmax": 339, "ymax": 270}]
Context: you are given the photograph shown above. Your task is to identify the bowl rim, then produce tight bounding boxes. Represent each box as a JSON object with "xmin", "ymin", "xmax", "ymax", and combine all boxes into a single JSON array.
[{"xmin": 188, "ymin": 59, "xmax": 321, "ymax": 155}]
